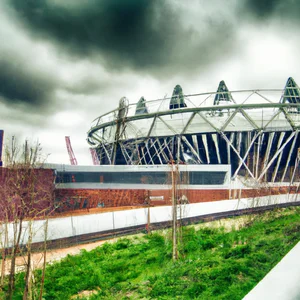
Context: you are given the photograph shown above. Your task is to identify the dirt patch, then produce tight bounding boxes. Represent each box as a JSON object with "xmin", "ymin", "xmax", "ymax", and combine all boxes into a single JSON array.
[
  {"xmin": 190, "ymin": 216, "xmax": 250, "ymax": 232},
  {"xmin": 2, "ymin": 233, "xmax": 146, "ymax": 276},
  {"xmin": 2, "ymin": 238, "xmax": 118, "ymax": 276},
  {"xmin": 70, "ymin": 288, "xmax": 100, "ymax": 299}
]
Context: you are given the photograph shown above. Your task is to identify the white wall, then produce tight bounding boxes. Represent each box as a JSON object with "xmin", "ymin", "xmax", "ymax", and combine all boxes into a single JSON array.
[{"xmin": 0, "ymin": 193, "xmax": 298, "ymax": 247}]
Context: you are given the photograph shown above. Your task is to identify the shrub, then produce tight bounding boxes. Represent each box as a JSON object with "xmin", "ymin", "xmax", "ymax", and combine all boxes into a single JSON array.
[
  {"xmin": 114, "ymin": 238, "xmax": 131, "ymax": 250},
  {"xmin": 185, "ymin": 282, "xmax": 207, "ymax": 298},
  {"xmin": 224, "ymin": 244, "xmax": 252, "ymax": 259}
]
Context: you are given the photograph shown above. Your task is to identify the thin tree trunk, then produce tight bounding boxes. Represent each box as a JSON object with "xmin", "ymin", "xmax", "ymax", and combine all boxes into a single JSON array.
[
  {"xmin": 147, "ymin": 205, "xmax": 151, "ymax": 234},
  {"xmin": 1, "ymin": 221, "xmax": 8, "ymax": 287},
  {"xmin": 39, "ymin": 219, "xmax": 48, "ymax": 300},
  {"xmin": 23, "ymin": 220, "xmax": 33, "ymax": 300},
  {"xmin": 23, "ymin": 253, "xmax": 32, "ymax": 300},
  {"xmin": 8, "ymin": 218, "xmax": 23, "ymax": 300},
  {"xmin": 172, "ymin": 164, "xmax": 178, "ymax": 261}
]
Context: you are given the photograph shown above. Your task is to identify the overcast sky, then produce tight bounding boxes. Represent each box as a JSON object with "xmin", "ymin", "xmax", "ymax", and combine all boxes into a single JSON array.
[{"xmin": 1, "ymin": 0, "xmax": 300, "ymax": 165}]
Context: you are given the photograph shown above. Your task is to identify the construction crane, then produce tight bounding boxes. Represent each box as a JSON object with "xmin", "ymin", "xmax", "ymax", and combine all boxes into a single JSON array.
[
  {"xmin": 65, "ymin": 136, "xmax": 78, "ymax": 165},
  {"xmin": 90, "ymin": 148, "xmax": 100, "ymax": 165}
]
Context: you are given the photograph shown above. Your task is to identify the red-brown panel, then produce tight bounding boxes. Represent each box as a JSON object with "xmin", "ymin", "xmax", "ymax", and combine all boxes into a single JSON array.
[{"xmin": 54, "ymin": 185, "xmax": 300, "ymax": 214}]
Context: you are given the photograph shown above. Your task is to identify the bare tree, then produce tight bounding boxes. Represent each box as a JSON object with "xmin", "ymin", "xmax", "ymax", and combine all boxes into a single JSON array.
[
  {"xmin": 0, "ymin": 219, "xmax": 8, "ymax": 287},
  {"xmin": 0, "ymin": 138, "xmax": 55, "ymax": 299},
  {"xmin": 39, "ymin": 218, "xmax": 48, "ymax": 300}
]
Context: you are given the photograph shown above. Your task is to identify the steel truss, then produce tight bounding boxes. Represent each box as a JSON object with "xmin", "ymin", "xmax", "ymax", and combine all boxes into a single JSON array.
[{"xmin": 87, "ymin": 86, "xmax": 300, "ymax": 183}]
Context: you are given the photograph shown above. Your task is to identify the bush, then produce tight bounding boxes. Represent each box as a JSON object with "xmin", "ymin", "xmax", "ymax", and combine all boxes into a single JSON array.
[
  {"xmin": 224, "ymin": 244, "xmax": 252, "ymax": 259},
  {"xmin": 114, "ymin": 238, "xmax": 131, "ymax": 250}
]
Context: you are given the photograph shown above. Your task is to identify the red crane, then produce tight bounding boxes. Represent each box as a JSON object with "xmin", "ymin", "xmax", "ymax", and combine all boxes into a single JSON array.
[
  {"xmin": 65, "ymin": 136, "xmax": 78, "ymax": 165},
  {"xmin": 90, "ymin": 148, "xmax": 100, "ymax": 165}
]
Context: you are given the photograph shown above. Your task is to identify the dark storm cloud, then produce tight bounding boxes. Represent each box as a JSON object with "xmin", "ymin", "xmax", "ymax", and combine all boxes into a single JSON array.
[
  {"xmin": 64, "ymin": 75, "xmax": 112, "ymax": 95},
  {"xmin": 0, "ymin": 57, "xmax": 57, "ymax": 109},
  {"xmin": 241, "ymin": 0, "xmax": 300, "ymax": 21},
  {"xmin": 9, "ymin": 0, "xmax": 236, "ymax": 73},
  {"xmin": 0, "ymin": 57, "xmax": 55, "ymax": 109}
]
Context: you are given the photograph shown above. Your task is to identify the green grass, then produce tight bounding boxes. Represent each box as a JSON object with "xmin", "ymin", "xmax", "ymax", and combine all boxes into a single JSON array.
[{"xmin": 4, "ymin": 206, "xmax": 300, "ymax": 299}]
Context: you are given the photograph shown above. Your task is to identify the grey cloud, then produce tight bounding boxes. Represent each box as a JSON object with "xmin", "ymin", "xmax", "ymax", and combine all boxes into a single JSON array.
[
  {"xmin": 0, "ymin": 56, "xmax": 57, "ymax": 109},
  {"xmin": 240, "ymin": 0, "xmax": 300, "ymax": 22},
  {"xmin": 8, "ymin": 0, "xmax": 238, "ymax": 74},
  {"xmin": 0, "ymin": 101, "xmax": 49, "ymax": 130},
  {"xmin": 64, "ymin": 76, "xmax": 111, "ymax": 95},
  {"xmin": 3, "ymin": 0, "xmax": 299, "ymax": 114}
]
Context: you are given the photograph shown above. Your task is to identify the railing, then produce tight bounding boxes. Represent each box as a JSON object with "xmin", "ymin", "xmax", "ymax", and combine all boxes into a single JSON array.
[{"xmin": 90, "ymin": 89, "xmax": 291, "ymax": 128}]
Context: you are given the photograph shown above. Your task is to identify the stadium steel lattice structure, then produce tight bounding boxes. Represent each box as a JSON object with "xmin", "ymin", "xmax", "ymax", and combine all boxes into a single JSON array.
[{"xmin": 87, "ymin": 77, "xmax": 300, "ymax": 183}]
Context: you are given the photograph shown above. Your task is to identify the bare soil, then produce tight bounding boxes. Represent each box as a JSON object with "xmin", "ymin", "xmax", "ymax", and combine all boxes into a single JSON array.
[{"xmin": 2, "ymin": 238, "xmax": 118, "ymax": 275}]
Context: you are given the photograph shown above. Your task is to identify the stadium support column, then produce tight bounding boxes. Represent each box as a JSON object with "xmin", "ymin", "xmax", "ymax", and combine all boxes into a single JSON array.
[
  {"xmin": 281, "ymin": 131, "xmax": 299, "ymax": 182},
  {"xmin": 258, "ymin": 131, "xmax": 296, "ymax": 181},
  {"xmin": 290, "ymin": 148, "xmax": 300, "ymax": 184},
  {"xmin": 112, "ymin": 115, "xmax": 122, "ymax": 165},
  {"xmin": 112, "ymin": 98, "xmax": 128, "ymax": 165}
]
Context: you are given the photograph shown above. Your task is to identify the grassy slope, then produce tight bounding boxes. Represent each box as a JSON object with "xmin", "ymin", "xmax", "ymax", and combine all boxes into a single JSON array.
[{"xmin": 8, "ymin": 207, "xmax": 300, "ymax": 299}]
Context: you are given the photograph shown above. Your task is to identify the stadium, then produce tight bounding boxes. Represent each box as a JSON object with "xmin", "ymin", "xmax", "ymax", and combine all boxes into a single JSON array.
[{"xmin": 87, "ymin": 77, "xmax": 300, "ymax": 184}]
